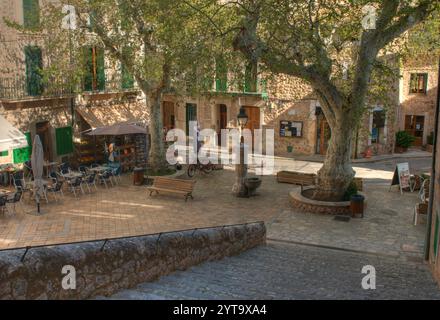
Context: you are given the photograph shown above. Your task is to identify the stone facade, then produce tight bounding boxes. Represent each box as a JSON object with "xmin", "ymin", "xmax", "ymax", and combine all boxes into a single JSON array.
[
  {"xmin": 0, "ymin": 222, "xmax": 266, "ymax": 300},
  {"xmin": 399, "ymin": 55, "xmax": 439, "ymax": 146},
  {"xmin": 428, "ymin": 64, "xmax": 440, "ymax": 284}
]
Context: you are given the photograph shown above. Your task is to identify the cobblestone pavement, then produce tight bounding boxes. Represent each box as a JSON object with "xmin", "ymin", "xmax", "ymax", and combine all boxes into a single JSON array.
[
  {"xmin": 106, "ymin": 241, "xmax": 440, "ymax": 300},
  {"xmin": 0, "ymin": 157, "xmax": 432, "ymax": 257}
]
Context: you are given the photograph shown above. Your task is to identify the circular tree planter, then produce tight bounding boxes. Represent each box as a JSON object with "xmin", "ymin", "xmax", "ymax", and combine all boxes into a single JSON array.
[{"xmin": 289, "ymin": 186, "xmax": 367, "ymax": 215}]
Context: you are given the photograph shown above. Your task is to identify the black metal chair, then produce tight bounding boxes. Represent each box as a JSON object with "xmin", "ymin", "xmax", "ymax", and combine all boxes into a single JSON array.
[
  {"xmin": 6, "ymin": 190, "xmax": 23, "ymax": 215},
  {"xmin": 0, "ymin": 195, "xmax": 8, "ymax": 216},
  {"xmin": 46, "ymin": 180, "xmax": 64, "ymax": 202},
  {"xmin": 98, "ymin": 171, "xmax": 113, "ymax": 188},
  {"xmin": 84, "ymin": 173, "xmax": 97, "ymax": 193},
  {"xmin": 67, "ymin": 177, "xmax": 84, "ymax": 198}
]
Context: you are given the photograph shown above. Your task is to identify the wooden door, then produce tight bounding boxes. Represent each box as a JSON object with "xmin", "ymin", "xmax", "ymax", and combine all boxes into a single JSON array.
[
  {"xmin": 218, "ymin": 104, "xmax": 227, "ymax": 145},
  {"xmin": 162, "ymin": 102, "xmax": 175, "ymax": 131},
  {"xmin": 318, "ymin": 118, "xmax": 331, "ymax": 155},
  {"xmin": 243, "ymin": 106, "xmax": 260, "ymax": 133},
  {"xmin": 405, "ymin": 115, "xmax": 424, "ymax": 146}
]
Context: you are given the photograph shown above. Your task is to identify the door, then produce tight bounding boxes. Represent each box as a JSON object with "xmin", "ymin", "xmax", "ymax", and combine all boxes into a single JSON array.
[
  {"xmin": 243, "ymin": 106, "xmax": 261, "ymax": 150},
  {"xmin": 162, "ymin": 102, "xmax": 175, "ymax": 131},
  {"xmin": 218, "ymin": 104, "xmax": 227, "ymax": 145},
  {"xmin": 185, "ymin": 104, "xmax": 197, "ymax": 136},
  {"xmin": 405, "ymin": 115, "xmax": 424, "ymax": 146},
  {"xmin": 317, "ymin": 118, "xmax": 331, "ymax": 155}
]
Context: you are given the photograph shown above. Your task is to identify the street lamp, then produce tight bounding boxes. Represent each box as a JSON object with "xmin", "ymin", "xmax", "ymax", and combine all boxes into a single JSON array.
[
  {"xmin": 233, "ymin": 104, "xmax": 248, "ymax": 197},
  {"xmin": 237, "ymin": 106, "xmax": 248, "ymax": 129}
]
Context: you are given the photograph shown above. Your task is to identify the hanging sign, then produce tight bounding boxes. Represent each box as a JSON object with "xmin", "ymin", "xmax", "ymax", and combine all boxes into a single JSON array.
[{"xmin": 390, "ymin": 162, "xmax": 411, "ymax": 194}]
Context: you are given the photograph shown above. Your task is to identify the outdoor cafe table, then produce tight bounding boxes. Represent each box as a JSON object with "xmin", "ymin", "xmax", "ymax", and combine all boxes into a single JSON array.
[
  {"xmin": 88, "ymin": 166, "xmax": 110, "ymax": 174},
  {"xmin": 62, "ymin": 171, "xmax": 84, "ymax": 180}
]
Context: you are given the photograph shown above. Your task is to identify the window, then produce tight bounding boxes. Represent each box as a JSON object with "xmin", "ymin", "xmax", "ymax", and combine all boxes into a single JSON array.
[
  {"xmin": 371, "ymin": 109, "xmax": 386, "ymax": 144},
  {"xmin": 215, "ymin": 57, "xmax": 227, "ymax": 92},
  {"xmin": 409, "ymin": 73, "xmax": 428, "ymax": 94},
  {"xmin": 244, "ymin": 63, "xmax": 257, "ymax": 93},
  {"xmin": 23, "ymin": 0, "xmax": 40, "ymax": 29},
  {"xmin": 121, "ymin": 49, "xmax": 134, "ymax": 89},
  {"xmin": 24, "ymin": 46, "xmax": 43, "ymax": 96},
  {"xmin": 83, "ymin": 47, "xmax": 105, "ymax": 91}
]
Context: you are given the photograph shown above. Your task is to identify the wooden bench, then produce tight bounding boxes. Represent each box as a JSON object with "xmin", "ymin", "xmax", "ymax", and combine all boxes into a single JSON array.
[
  {"xmin": 277, "ymin": 171, "xmax": 316, "ymax": 188},
  {"xmin": 147, "ymin": 177, "xmax": 196, "ymax": 201}
]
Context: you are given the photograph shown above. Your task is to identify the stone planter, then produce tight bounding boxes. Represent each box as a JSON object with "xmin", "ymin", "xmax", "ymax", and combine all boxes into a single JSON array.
[
  {"xmin": 245, "ymin": 177, "xmax": 262, "ymax": 197},
  {"xmin": 289, "ymin": 186, "xmax": 367, "ymax": 215},
  {"xmin": 395, "ymin": 146, "xmax": 408, "ymax": 154}
]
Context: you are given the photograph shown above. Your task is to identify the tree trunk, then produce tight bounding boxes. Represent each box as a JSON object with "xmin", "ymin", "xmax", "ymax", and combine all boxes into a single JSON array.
[
  {"xmin": 314, "ymin": 119, "xmax": 355, "ymax": 201},
  {"xmin": 147, "ymin": 91, "xmax": 167, "ymax": 172}
]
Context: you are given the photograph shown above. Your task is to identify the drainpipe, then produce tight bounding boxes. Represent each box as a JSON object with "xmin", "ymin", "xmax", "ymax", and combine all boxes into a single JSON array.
[{"xmin": 424, "ymin": 57, "xmax": 440, "ymax": 261}]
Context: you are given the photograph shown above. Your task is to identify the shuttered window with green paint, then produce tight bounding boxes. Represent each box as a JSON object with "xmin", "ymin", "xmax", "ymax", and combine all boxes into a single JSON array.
[
  {"xmin": 244, "ymin": 63, "xmax": 257, "ymax": 93},
  {"xmin": 13, "ymin": 132, "xmax": 32, "ymax": 164},
  {"xmin": 23, "ymin": 0, "xmax": 40, "ymax": 29},
  {"xmin": 56, "ymin": 126, "xmax": 74, "ymax": 156},
  {"xmin": 83, "ymin": 47, "xmax": 105, "ymax": 91},
  {"xmin": 121, "ymin": 62, "xmax": 134, "ymax": 89},
  {"xmin": 25, "ymin": 46, "xmax": 43, "ymax": 96},
  {"xmin": 215, "ymin": 58, "xmax": 227, "ymax": 92}
]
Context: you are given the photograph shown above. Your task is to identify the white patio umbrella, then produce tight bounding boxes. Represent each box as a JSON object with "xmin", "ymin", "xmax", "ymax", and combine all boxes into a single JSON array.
[
  {"xmin": 31, "ymin": 135, "xmax": 44, "ymax": 214},
  {"xmin": 0, "ymin": 115, "xmax": 28, "ymax": 152}
]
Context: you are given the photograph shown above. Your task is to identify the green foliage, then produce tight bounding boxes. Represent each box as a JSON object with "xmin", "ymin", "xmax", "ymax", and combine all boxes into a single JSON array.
[
  {"xmin": 395, "ymin": 130, "xmax": 416, "ymax": 148},
  {"xmin": 343, "ymin": 180, "xmax": 358, "ymax": 201}
]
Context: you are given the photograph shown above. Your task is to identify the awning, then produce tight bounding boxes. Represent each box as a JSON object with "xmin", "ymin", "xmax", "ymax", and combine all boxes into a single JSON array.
[
  {"xmin": 76, "ymin": 104, "xmax": 149, "ymax": 129},
  {"xmin": 87, "ymin": 122, "xmax": 148, "ymax": 136},
  {"xmin": 0, "ymin": 114, "xmax": 28, "ymax": 152}
]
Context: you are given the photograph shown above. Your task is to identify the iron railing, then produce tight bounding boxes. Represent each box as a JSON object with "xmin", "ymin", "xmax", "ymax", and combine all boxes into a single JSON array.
[{"xmin": 0, "ymin": 73, "xmax": 139, "ymax": 101}]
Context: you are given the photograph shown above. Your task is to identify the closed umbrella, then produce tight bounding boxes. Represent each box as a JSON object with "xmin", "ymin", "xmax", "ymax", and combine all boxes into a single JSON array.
[{"xmin": 31, "ymin": 135, "xmax": 44, "ymax": 214}]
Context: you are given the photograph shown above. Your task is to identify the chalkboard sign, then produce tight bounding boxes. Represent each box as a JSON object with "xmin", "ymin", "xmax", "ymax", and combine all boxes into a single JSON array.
[
  {"xmin": 280, "ymin": 121, "xmax": 303, "ymax": 137},
  {"xmin": 389, "ymin": 162, "xmax": 411, "ymax": 194}
]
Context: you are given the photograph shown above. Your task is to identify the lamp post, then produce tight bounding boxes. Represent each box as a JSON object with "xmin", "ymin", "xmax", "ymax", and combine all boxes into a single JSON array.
[{"xmin": 233, "ymin": 104, "xmax": 249, "ymax": 197}]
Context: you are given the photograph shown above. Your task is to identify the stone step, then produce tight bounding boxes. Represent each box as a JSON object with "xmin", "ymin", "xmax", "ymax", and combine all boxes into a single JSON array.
[{"xmin": 103, "ymin": 241, "xmax": 440, "ymax": 300}]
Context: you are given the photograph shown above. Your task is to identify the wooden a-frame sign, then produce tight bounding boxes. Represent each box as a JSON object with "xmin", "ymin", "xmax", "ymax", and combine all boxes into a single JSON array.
[{"xmin": 389, "ymin": 162, "xmax": 411, "ymax": 194}]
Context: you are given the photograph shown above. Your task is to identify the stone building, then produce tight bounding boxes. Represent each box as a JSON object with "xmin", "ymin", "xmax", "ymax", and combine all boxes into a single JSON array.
[
  {"xmin": 399, "ymin": 55, "xmax": 439, "ymax": 147},
  {"xmin": 427, "ymin": 58, "xmax": 440, "ymax": 285},
  {"xmin": 0, "ymin": 0, "xmax": 146, "ymax": 167}
]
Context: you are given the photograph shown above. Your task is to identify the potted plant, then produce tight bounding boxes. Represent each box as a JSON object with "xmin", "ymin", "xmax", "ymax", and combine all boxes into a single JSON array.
[
  {"xmin": 395, "ymin": 131, "xmax": 415, "ymax": 153},
  {"xmin": 426, "ymin": 131, "xmax": 434, "ymax": 153}
]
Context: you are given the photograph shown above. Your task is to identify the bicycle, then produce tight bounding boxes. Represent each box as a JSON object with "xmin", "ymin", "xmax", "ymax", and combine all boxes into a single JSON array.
[{"xmin": 187, "ymin": 161, "xmax": 214, "ymax": 177}]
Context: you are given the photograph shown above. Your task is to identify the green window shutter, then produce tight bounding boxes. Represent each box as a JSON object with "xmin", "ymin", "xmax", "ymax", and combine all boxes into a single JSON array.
[
  {"xmin": 96, "ymin": 48, "xmax": 106, "ymax": 91},
  {"xmin": 25, "ymin": 46, "xmax": 43, "ymax": 96},
  {"xmin": 13, "ymin": 132, "xmax": 32, "ymax": 164},
  {"xmin": 121, "ymin": 62, "xmax": 134, "ymax": 89},
  {"xmin": 83, "ymin": 47, "xmax": 93, "ymax": 91},
  {"xmin": 55, "ymin": 126, "xmax": 74, "ymax": 156},
  {"xmin": 215, "ymin": 58, "xmax": 227, "ymax": 92},
  {"xmin": 0, "ymin": 150, "xmax": 8, "ymax": 157},
  {"xmin": 245, "ymin": 63, "xmax": 257, "ymax": 93},
  {"xmin": 23, "ymin": 0, "xmax": 40, "ymax": 29}
]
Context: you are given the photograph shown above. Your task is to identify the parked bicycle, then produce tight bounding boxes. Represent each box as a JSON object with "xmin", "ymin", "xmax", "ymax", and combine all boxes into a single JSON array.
[{"xmin": 187, "ymin": 162, "xmax": 214, "ymax": 177}]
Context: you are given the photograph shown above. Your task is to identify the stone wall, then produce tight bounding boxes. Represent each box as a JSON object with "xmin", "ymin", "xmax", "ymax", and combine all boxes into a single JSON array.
[
  {"xmin": 399, "ymin": 55, "xmax": 439, "ymax": 145},
  {"xmin": 0, "ymin": 222, "xmax": 266, "ymax": 300},
  {"xmin": 429, "ymin": 87, "xmax": 440, "ymax": 283}
]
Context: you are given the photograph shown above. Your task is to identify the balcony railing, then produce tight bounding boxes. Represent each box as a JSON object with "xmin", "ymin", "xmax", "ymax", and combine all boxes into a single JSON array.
[
  {"xmin": 0, "ymin": 74, "xmax": 139, "ymax": 101},
  {"xmin": 0, "ymin": 76, "xmax": 72, "ymax": 101},
  {"xmin": 213, "ymin": 78, "xmax": 268, "ymax": 98}
]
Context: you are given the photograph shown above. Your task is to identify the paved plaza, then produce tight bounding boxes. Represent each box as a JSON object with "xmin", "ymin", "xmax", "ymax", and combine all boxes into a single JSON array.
[{"xmin": 0, "ymin": 156, "xmax": 432, "ymax": 260}]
